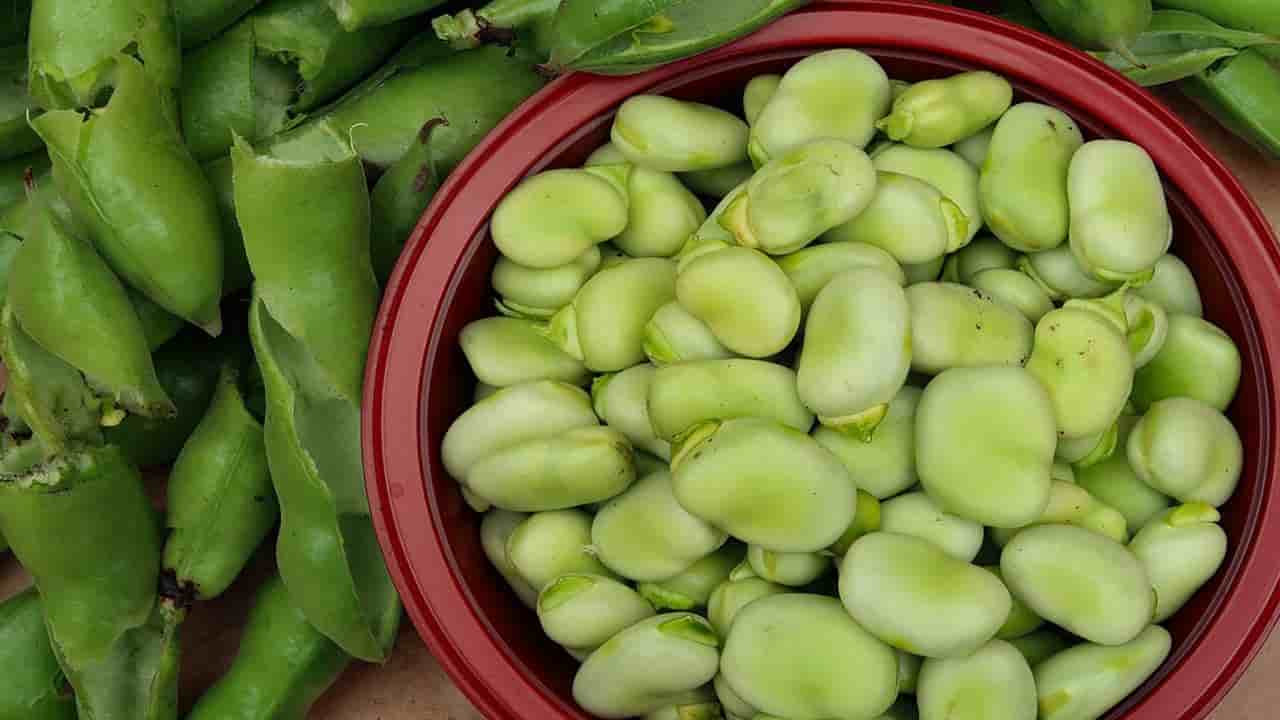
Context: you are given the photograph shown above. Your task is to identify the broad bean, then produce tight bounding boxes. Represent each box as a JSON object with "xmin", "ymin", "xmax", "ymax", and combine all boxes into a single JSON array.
[
  {"xmin": 642, "ymin": 688, "xmax": 720, "ymax": 720},
  {"xmin": 1131, "ymin": 503, "xmax": 1228, "ymax": 621},
  {"xmin": 882, "ymin": 491, "xmax": 984, "ymax": 562},
  {"xmin": 815, "ymin": 386, "xmax": 920, "ymax": 499},
  {"xmin": 903, "ymin": 255, "xmax": 947, "ymax": 284},
  {"xmin": 551, "ymin": 258, "xmax": 677, "ymax": 372},
  {"xmin": 680, "ymin": 162, "xmax": 755, "ymax": 199},
  {"xmin": 1131, "ymin": 313, "xmax": 1241, "ymax": 411},
  {"xmin": 840, "ymin": 532, "xmax": 1013, "ymax": 658},
  {"xmin": 1136, "ymin": 254, "xmax": 1203, "ymax": 316},
  {"xmin": 585, "ymin": 144, "xmax": 707, "ymax": 258},
  {"xmin": 1001, "ymin": 524, "xmax": 1154, "ymax": 645},
  {"xmin": 1026, "ymin": 303, "xmax": 1134, "ymax": 440},
  {"xmin": 746, "ymin": 545, "xmax": 829, "ymax": 587},
  {"xmin": 872, "ymin": 144, "xmax": 983, "ymax": 247},
  {"xmin": 611, "ymin": 95, "xmax": 750, "ymax": 172},
  {"xmin": 906, "ymin": 282, "xmax": 1034, "ymax": 374},
  {"xmin": 715, "ymin": 673, "xmax": 757, "ymax": 719},
  {"xmin": 991, "ymin": 480, "xmax": 1130, "ymax": 546},
  {"xmin": 492, "ymin": 247, "xmax": 603, "ymax": 320},
  {"xmin": 722, "ymin": 593, "xmax": 899, "ymax": 720},
  {"xmin": 916, "ymin": 367, "xmax": 1056, "ymax": 528},
  {"xmin": 461, "ymin": 317, "xmax": 590, "ymax": 387},
  {"xmin": 777, "ymin": 242, "xmax": 905, "ymax": 313},
  {"xmin": 829, "ymin": 489, "xmax": 884, "ymax": 556},
  {"xmin": 1010, "ymin": 627, "xmax": 1076, "ymax": 668},
  {"xmin": 943, "ymin": 236, "xmax": 1019, "ymax": 284},
  {"xmin": 981, "ymin": 566, "xmax": 1045, "ymax": 640},
  {"xmin": 743, "ymin": 74, "xmax": 781, "ymax": 126},
  {"xmin": 917, "ymin": 640, "xmax": 1037, "ymax": 720},
  {"xmin": 970, "ymin": 268, "xmax": 1056, "ymax": 322},
  {"xmin": 1076, "ymin": 416, "xmax": 1173, "ymax": 532},
  {"xmin": 593, "ymin": 471, "xmax": 727, "ymax": 583},
  {"xmin": 1034, "ymin": 626, "xmax": 1172, "ymax": 720},
  {"xmin": 879, "ymin": 71, "xmax": 1013, "ymax": 148},
  {"xmin": 493, "ymin": 168, "xmax": 630, "ymax": 269},
  {"xmin": 537, "ymin": 574, "xmax": 656, "ymax": 654},
  {"xmin": 1127, "ymin": 397, "xmax": 1243, "ymax": 505},
  {"xmin": 825, "ymin": 171, "xmax": 968, "ymax": 263},
  {"xmin": 898, "ymin": 651, "xmax": 922, "ymax": 694},
  {"xmin": 593, "ymin": 364, "xmax": 669, "ymax": 458},
  {"xmin": 480, "ymin": 509, "xmax": 540, "ymax": 608},
  {"xmin": 639, "ymin": 543, "xmax": 745, "ymax": 611},
  {"xmin": 1068, "ymin": 140, "xmax": 1173, "ymax": 282},
  {"xmin": 648, "ymin": 358, "xmax": 812, "ymax": 442},
  {"xmin": 1019, "ymin": 246, "xmax": 1120, "ymax": 301},
  {"xmin": 642, "ymin": 301, "xmax": 734, "ymax": 365},
  {"xmin": 1125, "ymin": 294, "xmax": 1171, "ymax": 368},
  {"xmin": 953, "ymin": 125, "xmax": 994, "ymax": 168},
  {"xmin": 707, "ymin": 577, "xmax": 787, "ymax": 638},
  {"xmin": 509, "ymin": 509, "xmax": 615, "ymax": 590},
  {"xmin": 676, "ymin": 246, "xmax": 801, "ymax": 358},
  {"xmin": 467, "ymin": 426, "xmax": 635, "ymax": 512}
]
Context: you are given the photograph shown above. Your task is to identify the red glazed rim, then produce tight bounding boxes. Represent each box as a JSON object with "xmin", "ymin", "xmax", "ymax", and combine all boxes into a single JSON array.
[{"xmin": 363, "ymin": 3, "xmax": 1280, "ymax": 719}]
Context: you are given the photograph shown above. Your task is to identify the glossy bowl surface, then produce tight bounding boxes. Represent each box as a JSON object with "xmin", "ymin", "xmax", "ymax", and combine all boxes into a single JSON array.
[{"xmin": 362, "ymin": 3, "xmax": 1280, "ymax": 718}]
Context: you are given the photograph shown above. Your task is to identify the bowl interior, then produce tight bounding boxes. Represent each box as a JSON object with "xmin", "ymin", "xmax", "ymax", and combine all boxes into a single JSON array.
[{"xmin": 411, "ymin": 47, "xmax": 1270, "ymax": 720}]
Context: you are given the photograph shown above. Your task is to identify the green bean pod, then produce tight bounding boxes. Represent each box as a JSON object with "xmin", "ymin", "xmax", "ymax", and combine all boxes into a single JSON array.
[
  {"xmin": 906, "ymin": 282, "xmax": 1034, "ymax": 375},
  {"xmin": 777, "ymin": 241, "xmax": 905, "ymax": 313},
  {"xmin": 881, "ymin": 491, "xmax": 984, "ymax": 562},
  {"xmin": 0, "ymin": 588, "xmax": 76, "ymax": 719},
  {"xmin": 273, "ymin": 37, "xmax": 545, "ymax": 172},
  {"xmin": 1131, "ymin": 503, "xmax": 1228, "ymax": 621},
  {"xmin": 1128, "ymin": 397, "xmax": 1243, "ymax": 505},
  {"xmin": 460, "ymin": 317, "xmax": 590, "ymax": 388},
  {"xmin": 537, "ymin": 573, "xmax": 656, "ymax": 654},
  {"xmin": 723, "ymin": 594, "xmax": 898, "ymax": 720},
  {"xmin": 720, "ymin": 139, "xmax": 877, "ymax": 255},
  {"xmin": 872, "ymin": 144, "xmax": 983, "ymax": 245},
  {"xmin": 186, "ymin": 574, "xmax": 352, "ymax": 720},
  {"xmin": 1184, "ymin": 46, "xmax": 1280, "ymax": 134},
  {"xmin": 7, "ymin": 186, "xmax": 173, "ymax": 420},
  {"xmin": 550, "ymin": 257, "xmax": 677, "ymax": 372},
  {"xmin": 641, "ymin": 301, "xmax": 734, "ymax": 366},
  {"xmin": 0, "ymin": 153, "xmax": 49, "ymax": 211},
  {"xmin": 825, "ymin": 171, "xmax": 968, "ymax": 263},
  {"xmin": 878, "ymin": 71, "xmax": 1013, "ymax": 148},
  {"xmin": 327, "ymin": 0, "xmax": 447, "ymax": 30},
  {"xmin": 0, "ymin": 1, "xmax": 30, "ymax": 46},
  {"xmin": 1075, "ymin": 416, "xmax": 1173, "ymax": 532},
  {"xmin": 0, "ymin": 45, "xmax": 42, "ymax": 161},
  {"xmin": 1154, "ymin": 0, "xmax": 1279, "ymax": 37},
  {"xmin": 610, "ymin": 95, "xmax": 749, "ymax": 173},
  {"xmin": 917, "ymin": 640, "xmax": 1037, "ymax": 720},
  {"xmin": 750, "ymin": 49, "xmax": 892, "ymax": 163},
  {"xmin": 32, "ymin": 56, "xmax": 224, "ymax": 333},
  {"xmin": 433, "ymin": 0, "xmax": 561, "ymax": 52},
  {"xmin": 1029, "ymin": 0, "xmax": 1153, "ymax": 63},
  {"xmin": 493, "ymin": 247, "xmax": 602, "ymax": 320},
  {"xmin": 27, "ymin": 0, "xmax": 180, "ymax": 113},
  {"xmin": 672, "ymin": 418, "xmax": 857, "ymax": 553},
  {"xmin": 798, "ymin": 268, "xmax": 911, "ymax": 436},
  {"xmin": 0, "ymin": 444, "xmax": 175, "ymax": 720},
  {"xmin": 648, "ymin": 358, "xmax": 813, "ymax": 442},
  {"xmin": 174, "ymin": 0, "xmax": 262, "ymax": 48},
  {"xmin": 980, "ymin": 103, "xmax": 1084, "ymax": 253},
  {"xmin": 546, "ymin": 0, "xmax": 809, "ymax": 75},
  {"xmin": 676, "ymin": 247, "xmax": 801, "ymax": 358},
  {"xmin": 1001, "ymin": 524, "xmax": 1153, "ymax": 646},
  {"xmin": 815, "ymin": 385, "xmax": 920, "ymax": 500},
  {"xmin": 840, "ymin": 532, "xmax": 1013, "ymax": 658},
  {"xmin": 573, "ymin": 613, "xmax": 720, "ymax": 719},
  {"xmin": 1132, "ymin": 313, "xmax": 1241, "ymax": 411},
  {"xmin": 1068, "ymin": 140, "xmax": 1172, "ymax": 282},
  {"xmin": 163, "ymin": 359, "xmax": 277, "ymax": 602},
  {"xmin": 916, "ymin": 367, "xmax": 1056, "ymax": 528},
  {"xmin": 236, "ymin": 136, "xmax": 399, "ymax": 662},
  {"xmin": 182, "ymin": 0, "xmax": 416, "ymax": 161},
  {"xmin": 1035, "ymin": 626, "xmax": 1172, "ymax": 720},
  {"xmin": 638, "ymin": 542, "xmax": 745, "ymax": 611}
]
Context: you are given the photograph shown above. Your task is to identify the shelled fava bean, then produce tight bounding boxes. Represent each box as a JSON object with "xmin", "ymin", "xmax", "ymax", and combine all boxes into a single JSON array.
[{"xmin": 444, "ymin": 48, "xmax": 1245, "ymax": 720}]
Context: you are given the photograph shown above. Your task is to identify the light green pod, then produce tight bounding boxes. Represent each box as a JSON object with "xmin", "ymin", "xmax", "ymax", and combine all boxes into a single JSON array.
[
  {"xmin": 872, "ymin": 144, "xmax": 982, "ymax": 244},
  {"xmin": 906, "ymin": 282, "xmax": 1034, "ymax": 375},
  {"xmin": 743, "ymin": 74, "xmax": 781, "ymax": 126},
  {"xmin": 903, "ymin": 255, "xmax": 946, "ymax": 284},
  {"xmin": 746, "ymin": 545, "xmax": 829, "ymax": 587},
  {"xmin": 840, "ymin": 532, "xmax": 1013, "ymax": 658},
  {"xmin": 642, "ymin": 301, "xmax": 734, "ymax": 366},
  {"xmin": 879, "ymin": 71, "xmax": 1013, "ymax": 149},
  {"xmin": 777, "ymin": 241, "xmax": 905, "ymax": 313},
  {"xmin": 441, "ymin": 380, "xmax": 597, "ymax": 480},
  {"xmin": 1068, "ymin": 141, "xmax": 1172, "ymax": 282},
  {"xmin": 1001, "ymin": 524, "xmax": 1154, "ymax": 645},
  {"xmin": 573, "ymin": 613, "xmax": 721, "ymax": 719},
  {"xmin": 642, "ymin": 688, "xmax": 720, "ymax": 720},
  {"xmin": 991, "ymin": 480, "xmax": 1130, "ymax": 546},
  {"xmin": 466, "ymin": 426, "xmax": 635, "ymax": 512},
  {"xmin": 829, "ymin": 489, "xmax": 884, "ymax": 556},
  {"xmin": 480, "ymin": 509, "xmax": 540, "ymax": 608},
  {"xmin": 1136, "ymin": 254, "xmax": 1203, "ymax": 316},
  {"xmin": 722, "ymin": 593, "xmax": 899, "ymax": 720},
  {"xmin": 825, "ymin": 172, "xmax": 967, "ymax": 263},
  {"xmin": 716, "ymin": 673, "xmax": 758, "ymax": 719},
  {"xmin": 508, "ymin": 509, "xmax": 615, "ymax": 591},
  {"xmin": 945, "ymin": 236, "xmax": 1019, "ymax": 283},
  {"xmin": 970, "ymin": 269, "xmax": 1055, "ymax": 323},
  {"xmin": 953, "ymin": 125, "xmax": 993, "ymax": 168},
  {"xmin": 721, "ymin": 139, "xmax": 877, "ymax": 255},
  {"xmin": 916, "ymin": 367, "xmax": 1055, "ymax": 528},
  {"xmin": 749, "ymin": 49, "xmax": 891, "ymax": 164},
  {"xmin": 1034, "ymin": 626, "xmax": 1172, "ymax": 720},
  {"xmin": 981, "ymin": 566, "xmax": 1045, "ymax": 640},
  {"xmin": 979, "ymin": 103, "xmax": 1084, "ymax": 253},
  {"xmin": 1026, "ymin": 305, "xmax": 1134, "ymax": 440},
  {"xmin": 1132, "ymin": 503, "xmax": 1228, "ymax": 622},
  {"xmin": 492, "ymin": 246, "xmax": 602, "ymax": 318},
  {"xmin": 815, "ymin": 386, "xmax": 920, "ymax": 499},
  {"xmin": 798, "ymin": 268, "xmax": 911, "ymax": 436},
  {"xmin": 1019, "ymin": 246, "xmax": 1120, "ymax": 301},
  {"xmin": 1128, "ymin": 397, "xmax": 1243, "ymax": 506},
  {"xmin": 917, "ymin": 640, "xmax": 1037, "ymax": 720},
  {"xmin": 707, "ymin": 577, "xmax": 788, "ymax": 638},
  {"xmin": 538, "ymin": 573, "xmax": 656, "ymax": 653},
  {"xmin": 554, "ymin": 257, "xmax": 677, "ymax": 373},
  {"xmin": 1010, "ymin": 628, "xmax": 1076, "ymax": 668},
  {"xmin": 492, "ymin": 168, "xmax": 629, "ymax": 268},
  {"xmin": 1078, "ymin": 448, "xmax": 1174, "ymax": 536},
  {"xmin": 648, "ymin": 358, "xmax": 812, "ymax": 442},
  {"xmin": 680, "ymin": 162, "xmax": 754, "ymax": 199},
  {"xmin": 586, "ymin": 146, "xmax": 708, "ymax": 258},
  {"xmin": 593, "ymin": 364, "xmax": 670, "ymax": 458},
  {"xmin": 881, "ymin": 491, "xmax": 984, "ymax": 562},
  {"xmin": 639, "ymin": 543, "xmax": 746, "ymax": 611},
  {"xmin": 1124, "ymin": 294, "xmax": 1170, "ymax": 369},
  {"xmin": 611, "ymin": 95, "xmax": 750, "ymax": 173},
  {"xmin": 1132, "ymin": 313, "xmax": 1241, "ymax": 412},
  {"xmin": 460, "ymin": 317, "xmax": 589, "ymax": 387},
  {"xmin": 592, "ymin": 471, "xmax": 727, "ymax": 583},
  {"xmin": 671, "ymin": 418, "xmax": 857, "ymax": 552},
  {"xmin": 676, "ymin": 246, "xmax": 801, "ymax": 358}
]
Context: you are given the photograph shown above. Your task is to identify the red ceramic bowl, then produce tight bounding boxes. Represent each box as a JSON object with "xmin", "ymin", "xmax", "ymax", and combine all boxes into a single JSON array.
[{"xmin": 362, "ymin": 2, "xmax": 1280, "ymax": 718}]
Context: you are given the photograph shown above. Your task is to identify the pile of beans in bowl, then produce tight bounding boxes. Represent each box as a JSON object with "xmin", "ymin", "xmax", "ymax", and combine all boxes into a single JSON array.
[{"xmin": 442, "ymin": 48, "xmax": 1243, "ymax": 720}]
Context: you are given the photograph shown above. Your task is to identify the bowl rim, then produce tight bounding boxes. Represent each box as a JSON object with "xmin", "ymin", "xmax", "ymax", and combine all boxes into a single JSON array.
[{"xmin": 362, "ymin": 2, "xmax": 1280, "ymax": 718}]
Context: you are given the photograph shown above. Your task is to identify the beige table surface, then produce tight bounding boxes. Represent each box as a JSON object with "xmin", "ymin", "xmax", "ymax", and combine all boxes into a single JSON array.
[{"xmin": 1, "ymin": 91, "xmax": 1277, "ymax": 720}]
